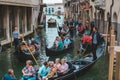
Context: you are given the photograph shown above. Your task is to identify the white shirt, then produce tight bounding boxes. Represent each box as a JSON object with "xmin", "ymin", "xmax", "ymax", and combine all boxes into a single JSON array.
[{"xmin": 60, "ymin": 63, "xmax": 68, "ymax": 73}]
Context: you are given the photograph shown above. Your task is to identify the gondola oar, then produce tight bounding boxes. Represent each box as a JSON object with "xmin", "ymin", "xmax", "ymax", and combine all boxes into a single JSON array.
[
  {"xmin": 21, "ymin": 20, "xmax": 39, "ymax": 65},
  {"xmin": 22, "ymin": 41, "xmax": 39, "ymax": 65}
]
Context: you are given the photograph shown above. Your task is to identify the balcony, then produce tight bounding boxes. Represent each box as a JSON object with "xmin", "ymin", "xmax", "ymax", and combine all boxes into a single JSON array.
[{"xmin": 94, "ymin": 0, "xmax": 105, "ymax": 7}]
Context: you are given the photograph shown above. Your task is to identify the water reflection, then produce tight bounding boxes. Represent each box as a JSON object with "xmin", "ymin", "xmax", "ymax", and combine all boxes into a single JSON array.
[
  {"xmin": 0, "ymin": 48, "xmax": 24, "ymax": 79},
  {"xmin": 45, "ymin": 27, "xmax": 58, "ymax": 48}
]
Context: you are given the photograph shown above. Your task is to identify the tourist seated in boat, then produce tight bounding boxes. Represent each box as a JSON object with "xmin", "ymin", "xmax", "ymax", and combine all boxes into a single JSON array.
[
  {"xmin": 34, "ymin": 35, "xmax": 40, "ymax": 44},
  {"xmin": 28, "ymin": 37, "xmax": 34, "ymax": 46},
  {"xmin": 60, "ymin": 25, "xmax": 69, "ymax": 37},
  {"xmin": 63, "ymin": 36, "xmax": 71, "ymax": 48},
  {"xmin": 27, "ymin": 35, "xmax": 40, "ymax": 50},
  {"xmin": 58, "ymin": 59, "xmax": 68, "ymax": 75},
  {"xmin": 56, "ymin": 37, "xmax": 64, "ymax": 50},
  {"xmin": 77, "ymin": 23, "xmax": 84, "ymax": 36},
  {"xmin": 21, "ymin": 60, "xmax": 36, "ymax": 80},
  {"xmin": 53, "ymin": 36, "xmax": 59, "ymax": 49},
  {"xmin": 54, "ymin": 58, "xmax": 61, "ymax": 72},
  {"xmin": 82, "ymin": 34, "xmax": 92, "ymax": 44},
  {"xmin": 38, "ymin": 61, "xmax": 50, "ymax": 80},
  {"xmin": 81, "ymin": 34, "xmax": 92, "ymax": 52},
  {"xmin": 33, "ymin": 35, "xmax": 41, "ymax": 50},
  {"xmin": 42, "ymin": 61, "xmax": 57, "ymax": 80},
  {"xmin": 2, "ymin": 69, "xmax": 16, "ymax": 80}
]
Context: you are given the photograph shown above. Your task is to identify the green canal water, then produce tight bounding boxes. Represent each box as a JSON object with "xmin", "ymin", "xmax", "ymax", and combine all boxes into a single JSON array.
[{"xmin": 0, "ymin": 28, "xmax": 80, "ymax": 79}]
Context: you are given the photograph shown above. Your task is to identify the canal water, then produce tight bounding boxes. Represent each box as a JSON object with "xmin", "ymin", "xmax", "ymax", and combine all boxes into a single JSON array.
[{"xmin": 0, "ymin": 27, "xmax": 80, "ymax": 79}]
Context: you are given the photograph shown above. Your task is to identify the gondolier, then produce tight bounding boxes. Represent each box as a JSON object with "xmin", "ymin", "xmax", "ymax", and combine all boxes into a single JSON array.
[
  {"xmin": 92, "ymin": 27, "xmax": 100, "ymax": 61},
  {"xmin": 13, "ymin": 27, "xmax": 20, "ymax": 51}
]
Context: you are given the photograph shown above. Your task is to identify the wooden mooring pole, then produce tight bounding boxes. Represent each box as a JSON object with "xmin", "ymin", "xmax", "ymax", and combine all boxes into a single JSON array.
[
  {"xmin": 108, "ymin": 47, "xmax": 114, "ymax": 80},
  {"xmin": 115, "ymin": 52, "xmax": 120, "ymax": 80},
  {"xmin": 108, "ymin": 26, "xmax": 115, "ymax": 80}
]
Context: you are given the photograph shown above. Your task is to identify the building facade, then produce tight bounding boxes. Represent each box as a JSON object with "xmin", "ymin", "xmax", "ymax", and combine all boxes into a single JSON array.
[
  {"xmin": 64, "ymin": 0, "xmax": 120, "ymax": 42},
  {"xmin": 90, "ymin": 0, "xmax": 120, "ymax": 41},
  {"xmin": 43, "ymin": 3, "xmax": 64, "ymax": 31},
  {"xmin": 0, "ymin": 0, "xmax": 42, "ymax": 45},
  {"xmin": 64, "ymin": 0, "xmax": 91, "ymax": 27}
]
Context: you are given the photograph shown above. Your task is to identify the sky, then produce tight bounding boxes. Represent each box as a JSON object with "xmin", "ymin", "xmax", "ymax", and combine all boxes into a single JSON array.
[{"xmin": 43, "ymin": 0, "xmax": 63, "ymax": 4}]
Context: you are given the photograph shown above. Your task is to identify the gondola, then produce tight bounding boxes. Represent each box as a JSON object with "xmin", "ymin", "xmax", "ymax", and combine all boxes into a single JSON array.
[
  {"xmin": 14, "ymin": 41, "xmax": 40, "ymax": 62},
  {"xmin": 47, "ymin": 42, "xmax": 105, "ymax": 80},
  {"xmin": 46, "ymin": 41, "xmax": 74, "ymax": 56}
]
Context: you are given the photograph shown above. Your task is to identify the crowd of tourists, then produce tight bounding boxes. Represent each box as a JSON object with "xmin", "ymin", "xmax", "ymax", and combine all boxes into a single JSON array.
[
  {"xmin": 53, "ymin": 36, "xmax": 71, "ymax": 50},
  {"xmin": 2, "ymin": 59, "xmax": 69, "ymax": 80}
]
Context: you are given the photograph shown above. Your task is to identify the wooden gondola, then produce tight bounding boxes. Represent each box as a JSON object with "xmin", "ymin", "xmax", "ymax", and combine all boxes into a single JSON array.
[
  {"xmin": 46, "ymin": 41, "xmax": 74, "ymax": 56},
  {"xmin": 47, "ymin": 42, "xmax": 105, "ymax": 80},
  {"xmin": 14, "ymin": 42, "xmax": 40, "ymax": 62}
]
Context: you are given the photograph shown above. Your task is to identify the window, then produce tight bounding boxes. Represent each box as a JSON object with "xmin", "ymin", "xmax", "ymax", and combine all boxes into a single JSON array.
[
  {"xmin": 45, "ymin": 8, "xmax": 47, "ymax": 13},
  {"xmin": 52, "ymin": 8, "xmax": 54, "ymax": 12},
  {"xmin": 48, "ymin": 8, "xmax": 51, "ymax": 14},
  {"xmin": 0, "ymin": 6, "xmax": 6, "ymax": 41}
]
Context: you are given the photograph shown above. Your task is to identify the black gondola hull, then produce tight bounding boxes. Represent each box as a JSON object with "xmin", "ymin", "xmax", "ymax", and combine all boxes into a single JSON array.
[
  {"xmin": 47, "ymin": 43, "xmax": 105, "ymax": 80},
  {"xmin": 46, "ymin": 42, "xmax": 74, "ymax": 56},
  {"xmin": 14, "ymin": 51, "xmax": 39, "ymax": 62}
]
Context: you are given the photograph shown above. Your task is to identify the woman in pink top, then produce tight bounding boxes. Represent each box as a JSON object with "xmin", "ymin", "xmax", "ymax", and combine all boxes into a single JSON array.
[{"xmin": 54, "ymin": 58, "xmax": 61, "ymax": 72}]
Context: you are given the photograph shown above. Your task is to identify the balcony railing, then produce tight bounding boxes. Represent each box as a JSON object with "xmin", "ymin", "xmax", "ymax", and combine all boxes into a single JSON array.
[{"xmin": 94, "ymin": 0, "xmax": 105, "ymax": 7}]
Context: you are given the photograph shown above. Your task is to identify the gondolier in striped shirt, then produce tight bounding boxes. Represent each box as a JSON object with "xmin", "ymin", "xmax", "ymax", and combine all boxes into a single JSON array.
[{"xmin": 12, "ymin": 27, "xmax": 21, "ymax": 51}]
